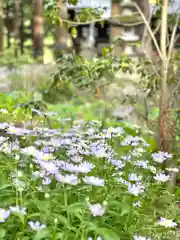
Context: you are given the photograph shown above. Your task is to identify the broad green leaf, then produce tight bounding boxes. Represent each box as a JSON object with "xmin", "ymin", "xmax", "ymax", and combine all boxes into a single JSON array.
[
  {"xmin": 0, "ymin": 228, "xmax": 6, "ymax": 238},
  {"xmin": 12, "ymin": 212, "xmax": 25, "ymax": 224},
  {"xmin": 33, "ymin": 229, "xmax": 50, "ymax": 240},
  {"xmin": 65, "ymin": 202, "xmax": 85, "ymax": 213},
  {"xmin": 97, "ymin": 228, "xmax": 120, "ymax": 240}
]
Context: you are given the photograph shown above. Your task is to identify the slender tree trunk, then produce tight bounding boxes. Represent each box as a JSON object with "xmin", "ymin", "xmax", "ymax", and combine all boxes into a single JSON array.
[
  {"xmin": 140, "ymin": 0, "xmax": 152, "ymax": 56},
  {"xmin": 14, "ymin": 0, "xmax": 21, "ymax": 57},
  {"xmin": 20, "ymin": 1, "xmax": 24, "ymax": 55},
  {"xmin": 55, "ymin": 0, "xmax": 72, "ymax": 57},
  {"xmin": 33, "ymin": 0, "xmax": 44, "ymax": 59},
  {"xmin": 0, "ymin": 0, "xmax": 3, "ymax": 54},
  {"xmin": 6, "ymin": 3, "xmax": 11, "ymax": 49},
  {"xmin": 159, "ymin": 0, "xmax": 170, "ymax": 153}
]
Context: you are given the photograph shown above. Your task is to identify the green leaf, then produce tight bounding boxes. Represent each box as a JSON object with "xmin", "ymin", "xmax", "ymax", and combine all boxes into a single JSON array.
[
  {"xmin": 97, "ymin": 228, "xmax": 120, "ymax": 240},
  {"xmin": 65, "ymin": 202, "xmax": 85, "ymax": 213},
  {"xmin": 57, "ymin": 214, "xmax": 69, "ymax": 226},
  {"xmin": 0, "ymin": 228, "xmax": 6, "ymax": 238},
  {"xmin": 148, "ymin": 107, "xmax": 159, "ymax": 120},
  {"xmin": 33, "ymin": 229, "xmax": 50, "ymax": 240},
  {"xmin": 71, "ymin": 27, "xmax": 77, "ymax": 39},
  {"xmin": 12, "ymin": 212, "xmax": 25, "ymax": 224}
]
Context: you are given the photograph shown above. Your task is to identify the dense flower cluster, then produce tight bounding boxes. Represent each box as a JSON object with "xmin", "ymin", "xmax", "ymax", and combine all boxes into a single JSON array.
[{"xmin": 0, "ymin": 108, "xmax": 178, "ymax": 239}]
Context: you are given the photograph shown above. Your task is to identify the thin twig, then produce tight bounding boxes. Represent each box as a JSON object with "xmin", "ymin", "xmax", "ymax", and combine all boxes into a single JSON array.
[
  {"xmin": 167, "ymin": 15, "xmax": 180, "ymax": 64},
  {"xmin": 60, "ymin": 13, "xmax": 144, "ymax": 27},
  {"xmin": 133, "ymin": 2, "xmax": 163, "ymax": 60}
]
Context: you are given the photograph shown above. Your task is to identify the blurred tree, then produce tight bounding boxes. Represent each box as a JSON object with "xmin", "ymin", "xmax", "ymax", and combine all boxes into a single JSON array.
[
  {"xmin": 0, "ymin": 0, "xmax": 3, "ymax": 54},
  {"xmin": 33, "ymin": 0, "xmax": 44, "ymax": 59},
  {"xmin": 14, "ymin": 0, "xmax": 21, "ymax": 57},
  {"xmin": 55, "ymin": 0, "xmax": 72, "ymax": 57}
]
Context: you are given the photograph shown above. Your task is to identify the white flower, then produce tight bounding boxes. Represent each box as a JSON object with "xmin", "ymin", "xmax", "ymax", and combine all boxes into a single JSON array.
[
  {"xmin": 152, "ymin": 151, "xmax": 172, "ymax": 163},
  {"xmin": 88, "ymin": 203, "xmax": 106, "ymax": 217},
  {"xmin": 39, "ymin": 161, "xmax": 58, "ymax": 174},
  {"xmin": 9, "ymin": 206, "xmax": 26, "ymax": 215},
  {"xmin": 158, "ymin": 217, "xmax": 177, "ymax": 228},
  {"xmin": 0, "ymin": 109, "xmax": 8, "ymax": 114},
  {"xmin": 0, "ymin": 208, "xmax": 11, "ymax": 222},
  {"xmin": 129, "ymin": 173, "xmax": 142, "ymax": 182},
  {"xmin": 135, "ymin": 161, "xmax": 148, "ymax": 169},
  {"xmin": 70, "ymin": 155, "xmax": 83, "ymax": 163},
  {"xmin": 61, "ymin": 162, "xmax": 94, "ymax": 173},
  {"xmin": 133, "ymin": 201, "xmax": 141, "ymax": 208},
  {"xmin": 21, "ymin": 146, "xmax": 38, "ymax": 156},
  {"xmin": 83, "ymin": 176, "xmax": 104, "ymax": 186},
  {"xmin": 128, "ymin": 183, "xmax": 145, "ymax": 196},
  {"xmin": 28, "ymin": 221, "xmax": 46, "ymax": 231},
  {"xmin": 134, "ymin": 236, "xmax": 151, "ymax": 240},
  {"xmin": 154, "ymin": 173, "xmax": 170, "ymax": 182},
  {"xmin": 110, "ymin": 159, "xmax": 125, "ymax": 169},
  {"xmin": 91, "ymin": 146, "xmax": 107, "ymax": 158},
  {"xmin": 55, "ymin": 173, "xmax": 79, "ymax": 185}
]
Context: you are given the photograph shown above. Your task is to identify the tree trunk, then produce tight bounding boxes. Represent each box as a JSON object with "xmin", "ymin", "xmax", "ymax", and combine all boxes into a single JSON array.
[
  {"xmin": 135, "ymin": 0, "xmax": 152, "ymax": 56},
  {"xmin": 14, "ymin": 0, "xmax": 21, "ymax": 57},
  {"xmin": 20, "ymin": 1, "xmax": 24, "ymax": 55},
  {"xmin": 55, "ymin": 0, "xmax": 72, "ymax": 57},
  {"xmin": 0, "ymin": 0, "xmax": 3, "ymax": 54},
  {"xmin": 6, "ymin": 3, "xmax": 11, "ymax": 49},
  {"xmin": 33, "ymin": 0, "xmax": 44, "ymax": 59},
  {"xmin": 159, "ymin": 0, "xmax": 170, "ymax": 153}
]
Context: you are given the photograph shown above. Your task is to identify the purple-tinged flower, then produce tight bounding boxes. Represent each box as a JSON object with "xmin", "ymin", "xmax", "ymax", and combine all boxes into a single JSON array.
[
  {"xmin": 103, "ymin": 127, "xmax": 124, "ymax": 138},
  {"xmin": 129, "ymin": 173, "xmax": 142, "ymax": 182},
  {"xmin": 42, "ymin": 177, "xmax": 51, "ymax": 185},
  {"xmin": 55, "ymin": 173, "xmax": 79, "ymax": 185},
  {"xmin": 88, "ymin": 203, "xmax": 106, "ymax": 217},
  {"xmin": 91, "ymin": 145, "xmax": 107, "ymax": 158},
  {"xmin": 9, "ymin": 206, "xmax": 26, "ymax": 215},
  {"xmin": 61, "ymin": 162, "xmax": 94, "ymax": 173},
  {"xmin": 154, "ymin": 173, "xmax": 170, "ymax": 182},
  {"xmin": 121, "ymin": 155, "xmax": 131, "ymax": 161},
  {"xmin": 38, "ymin": 161, "xmax": 59, "ymax": 174},
  {"xmin": 0, "ymin": 122, "xmax": 9, "ymax": 129},
  {"xmin": 70, "ymin": 155, "xmax": 83, "ymax": 163},
  {"xmin": 83, "ymin": 176, "xmax": 104, "ymax": 187},
  {"xmin": 135, "ymin": 161, "xmax": 148, "ymax": 169},
  {"xmin": 28, "ymin": 221, "xmax": 46, "ymax": 231},
  {"xmin": 0, "ymin": 208, "xmax": 10, "ymax": 222},
  {"xmin": 128, "ymin": 183, "xmax": 145, "ymax": 196},
  {"xmin": 35, "ymin": 151, "xmax": 54, "ymax": 162},
  {"xmin": 152, "ymin": 151, "xmax": 172, "ymax": 163},
  {"xmin": 6, "ymin": 126, "xmax": 31, "ymax": 136},
  {"xmin": 110, "ymin": 159, "xmax": 125, "ymax": 169}
]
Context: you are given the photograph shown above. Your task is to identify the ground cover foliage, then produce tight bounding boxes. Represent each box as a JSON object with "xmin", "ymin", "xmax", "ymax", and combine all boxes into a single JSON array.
[{"xmin": 0, "ymin": 92, "xmax": 179, "ymax": 240}]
